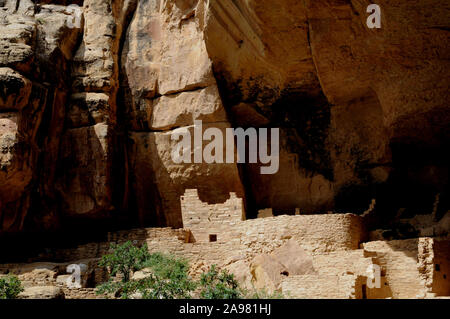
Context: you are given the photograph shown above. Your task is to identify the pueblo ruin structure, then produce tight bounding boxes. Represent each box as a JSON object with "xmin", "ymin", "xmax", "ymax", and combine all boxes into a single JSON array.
[
  {"xmin": 1, "ymin": 189, "xmax": 449, "ymax": 299},
  {"xmin": 0, "ymin": 0, "xmax": 449, "ymax": 299}
]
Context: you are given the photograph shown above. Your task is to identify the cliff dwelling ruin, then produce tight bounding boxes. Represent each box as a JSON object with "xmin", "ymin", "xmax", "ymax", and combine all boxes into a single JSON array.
[{"xmin": 0, "ymin": 0, "xmax": 449, "ymax": 300}]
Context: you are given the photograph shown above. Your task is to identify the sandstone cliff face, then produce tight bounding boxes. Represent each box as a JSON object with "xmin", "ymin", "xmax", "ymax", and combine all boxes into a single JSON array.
[
  {"xmin": 1, "ymin": 1, "xmax": 81, "ymax": 233},
  {"xmin": 0, "ymin": 0, "xmax": 449, "ymax": 237}
]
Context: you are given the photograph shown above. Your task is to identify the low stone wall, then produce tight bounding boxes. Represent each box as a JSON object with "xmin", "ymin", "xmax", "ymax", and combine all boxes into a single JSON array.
[
  {"xmin": 282, "ymin": 249, "xmax": 391, "ymax": 299},
  {"xmin": 146, "ymin": 213, "xmax": 366, "ymax": 269},
  {"xmin": 282, "ymin": 274, "xmax": 358, "ymax": 299},
  {"xmin": 362, "ymin": 239, "xmax": 430, "ymax": 298},
  {"xmin": 235, "ymin": 214, "xmax": 365, "ymax": 254},
  {"xmin": 61, "ymin": 287, "xmax": 104, "ymax": 299},
  {"xmin": 46, "ymin": 228, "xmax": 189, "ymax": 262},
  {"xmin": 181, "ymin": 189, "xmax": 365, "ymax": 253}
]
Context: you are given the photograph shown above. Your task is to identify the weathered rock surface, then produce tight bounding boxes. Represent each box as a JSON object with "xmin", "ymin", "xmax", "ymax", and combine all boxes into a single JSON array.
[
  {"xmin": 131, "ymin": 267, "xmax": 152, "ymax": 281},
  {"xmin": 129, "ymin": 122, "xmax": 244, "ymax": 227},
  {"xmin": 0, "ymin": 2, "xmax": 81, "ymax": 233},
  {"xmin": 19, "ymin": 285, "xmax": 65, "ymax": 299},
  {"xmin": 250, "ymin": 239, "xmax": 316, "ymax": 292},
  {"xmin": 0, "ymin": 0, "xmax": 448, "ymax": 246}
]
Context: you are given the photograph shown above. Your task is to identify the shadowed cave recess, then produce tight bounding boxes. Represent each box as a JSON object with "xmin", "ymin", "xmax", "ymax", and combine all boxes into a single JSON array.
[{"xmin": 0, "ymin": 0, "xmax": 449, "ymax": 263}]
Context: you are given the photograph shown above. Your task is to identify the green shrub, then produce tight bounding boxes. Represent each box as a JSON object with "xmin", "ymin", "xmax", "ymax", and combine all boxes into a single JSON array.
[
  {"xmin": 199, "ymin": 265, "xmax": 242, "ymax": 299},
  {"xmin": 139, "ymin": 253, "xmax": 196, "ymax": 299},
  {"xmin": 0, "ymin": 275, "xmax": 24, "ymax": 299},
  {"xmin": 96, "ymin": 280, "xmax": 135, "ymax": 299},
  {"xmin": 137, "ymin": 274, "xmax": 196, "ymax": 299},
  {"xmin": 96, "ymin": 242, "xmax": 253, "ymax": 300},
  {"xmin": 142, "ymin": 252, "xmax": 190, "ymax": 281},
  {"xmin": 98, "ymin": 241, "xmax": 151, "ymax": 283},
  {"xmin": 96, "ymin": 242, "xmax": 196, "ymax": 299}
]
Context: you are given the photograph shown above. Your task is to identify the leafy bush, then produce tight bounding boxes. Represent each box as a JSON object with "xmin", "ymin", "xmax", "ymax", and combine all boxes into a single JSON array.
[
  {"xmin": 96, "ymin": 280, "xmax": 134, "ymax": 299},
  {"xmin": 98, "ymin": 241, "xmax": 151, "ymax": 282},
  {"xmin": 139, "ymin": 252, "xmax": 196, "ymax": 299},
  {"xmin": 96, "ymin": 242, "xmax": 196, "ymax": 299},
  {"xmin": 0, "ymin": 275, "xmax": 24, "ymax": 299},
  {"xmin": 142, "ymin": 253, "xmax": 189, "ymax": 280},
  {"xmin": 96, "ymin": 242, "xmax": 281, "ymax": 300},
  {"xmin": 199, "ymin": 265, "xmax": 242, "ymax": 299},
  {"xmin": 136, "ymin": 275, "xmax": 196, "ymax": 299}
]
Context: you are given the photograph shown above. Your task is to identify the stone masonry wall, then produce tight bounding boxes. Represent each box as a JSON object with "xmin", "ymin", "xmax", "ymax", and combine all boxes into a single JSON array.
[
  {"xmin": 33, "ymin": 189, "xmax": 366, "ymax": 274},
  {"xmin": 181, "ymin": 189, "xmax": 365, "ymax": 253},
  {"xmin": 3, "ymin": 190, "xmax": 447, "ymax": 299},
  {"xmin": 181, "ymin": 189, "xmax": 245, "ymax": 243},
  {"xmin": 362, "ymin": 238, "xmax": 444, "ymax": 298},
  {"xmin": 282, "ymin": 274, "xmax": 358, "ymax": 299},
  {"xmin": 432, "ymin": 239, "xmax": 450, "ymax": 296}
]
